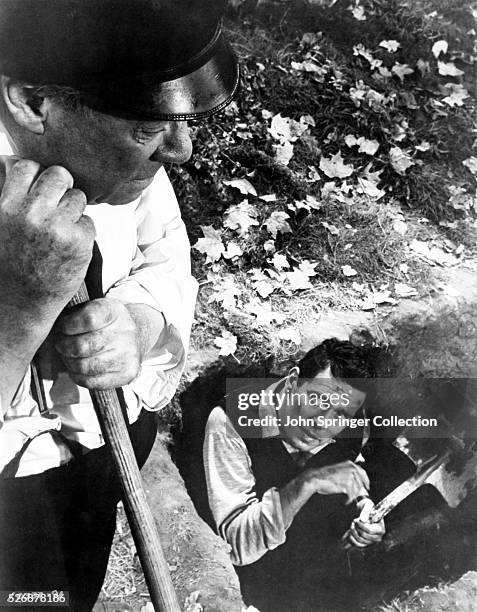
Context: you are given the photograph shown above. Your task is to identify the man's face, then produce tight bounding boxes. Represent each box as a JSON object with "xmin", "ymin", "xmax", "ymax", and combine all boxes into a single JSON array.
[
  {"xmin": 280, "ymin": 368, "xmax": 366, "ymax": 452},
  {"xmin": 27, "ymin": 99, "xmax": 193, "ymax": 205}
]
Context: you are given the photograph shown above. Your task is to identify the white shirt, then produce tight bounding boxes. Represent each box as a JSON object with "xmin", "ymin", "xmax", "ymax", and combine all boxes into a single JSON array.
[
  {"xmin": 0, "ymin": 141, "xmax": 198, "ymax": 477},
  {"xmin": 203, "ymin": 389, "xmax": 333, "ymax": 567}
]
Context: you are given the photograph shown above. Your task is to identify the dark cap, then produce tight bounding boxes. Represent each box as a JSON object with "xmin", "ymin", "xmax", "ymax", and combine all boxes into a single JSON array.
[{"xmin": 0, "ymin": 0, "xmax": 240, "ymax": 121}]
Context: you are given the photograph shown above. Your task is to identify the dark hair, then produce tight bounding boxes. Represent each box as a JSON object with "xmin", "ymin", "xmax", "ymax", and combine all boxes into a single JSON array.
[{"xmin": 297, "ymin": 338, "xmax": 378, "ymax": 382}]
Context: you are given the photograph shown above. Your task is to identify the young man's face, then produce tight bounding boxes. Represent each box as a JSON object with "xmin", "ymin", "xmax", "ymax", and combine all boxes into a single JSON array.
[
  {"xmin": 28, "ymin": 100, "xmax": 193, "ymax": 205},
  {"xmin": 280, "ymin": 367, "xmax": 366, "ymax": 451}
]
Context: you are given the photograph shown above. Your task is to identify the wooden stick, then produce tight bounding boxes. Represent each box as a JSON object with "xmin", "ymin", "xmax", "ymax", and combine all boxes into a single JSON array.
[{"xmin": 69, "ymin": 283, "xmax": 181, "ymax": 612}]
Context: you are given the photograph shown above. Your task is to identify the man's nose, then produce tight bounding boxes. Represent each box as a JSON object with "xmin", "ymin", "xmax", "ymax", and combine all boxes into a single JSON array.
[{"xmin": 150, "ymin": 121, "xmax": 193, "ymax": 165}]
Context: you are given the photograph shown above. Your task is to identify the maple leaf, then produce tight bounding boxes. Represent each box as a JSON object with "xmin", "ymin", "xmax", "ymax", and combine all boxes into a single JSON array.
[
  {"xmin": 259, "ymin": 194, "xmax": 277, "ymax": 202},
  {"xmin": 437, "ymin": 61, "xmax": 464, "ymax": 77},
  {"xmin": 223, "ymin": 201, "xmax": 259, "ymax": 235},
  {"xmin": 214, "ymin": 331, "xmax": 238, "ymax": 356},
  {"xmin": 417, "ymin": 59, "xmax": 430, "ymax": 76},
  {"xmin": 291, "ymin": 60, "xmax": 328, "ymax": 78},
  {"xmin": 379, "ymin": 40, "xmax": 400, "ymax": 53},
  {"xmin": 391, "ymin": 63, "xmax": 414, "ymax": 82},
  {"xmin": 358, "ymin": 177, "xmax": 385, "ymax": 200},
  {"xmin": 349, "ymin": 5, "xmax": 366, "ymax": 20},
  {"xmin": 298, "ymin": 260, "xmax": 318, "ymax": 277},
  {"xmin": 415, "ymin": 141, "xmax": 431, "ymax": 152},
  {"xmin": 345, "ymin": 135, "xmax": 379, "ymax": 155},
  {"xmin": 223, "ymin": 242, "xmax": 243, "ymax": 259},
  {"xmin": 254, "ymin": 279, "xmax": 275, "ymax": 298},
  {"xmin": 245, "ymin": 300, "xmax": 286, "ymax": 327},
  {"xmin": 193, "ymin": 226, "xmax": 225, "ymax": 263},
  {"xmin": 389, "ymin": 147, "xmax": 414, "ymax": 175},
  {"xmin": 265, "ymin": 211, "xmax": 292, "ymax": 238},
  {"xmin": 432, "ymin": 40, "xmax": 448, "ymax": 58},
  {"xmin": 278, "ymin": 327, "xmax": 301, "ymax": 344},
  {"xmin": 319, "ymin": 151, "xmax": 354, "ymax": 178},
  {"xmin": 263, "ymin": 240, "xmax": 276, "ymax": 253},
  {"xmin": 286, "ymin": 269, "xmax": 313, "ymax": 291},
  {"xmin": 342, "ymin": 265, "xmax": 357, "ymax": 277},
  {"xmin": 462, "ymin": 157, "xmax": 477, "ymax": 175},
  {"xmin": 274, "ymin": 141, "xmax": 294, "ymax": 166},
  {"xmin": 269, "ymin": 114, "xmax": 308, "ymax": 143},
  {"xmin": 271, "ymin": 253, "xmax": 289, "ymax": 270},
  {"xmin": 223, "ymin": 178, "xmax": 257, "ymax": 196}
]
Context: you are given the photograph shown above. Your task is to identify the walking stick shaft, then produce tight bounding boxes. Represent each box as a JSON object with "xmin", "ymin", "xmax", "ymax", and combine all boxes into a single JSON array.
[{"xmin": 69, "ymin": 283, "xmax": 181, "ymax": 612}]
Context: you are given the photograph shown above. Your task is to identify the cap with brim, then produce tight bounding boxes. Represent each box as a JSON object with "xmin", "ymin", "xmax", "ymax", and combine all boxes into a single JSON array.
[
  {"xmin": 0, "ymin": 0, "xmax": 240, "ymax": 122},
  {"xmin": 80, "ymin": 26, "xmax": 240, "ymax": 122}
]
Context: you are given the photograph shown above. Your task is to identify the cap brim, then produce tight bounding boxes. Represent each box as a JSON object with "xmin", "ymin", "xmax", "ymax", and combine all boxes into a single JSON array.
[{"xmin": 82, "ymin": 31, "xmax": 240, "ymax": 122}]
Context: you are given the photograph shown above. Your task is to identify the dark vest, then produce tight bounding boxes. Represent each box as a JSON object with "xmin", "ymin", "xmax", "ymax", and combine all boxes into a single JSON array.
[{"xmin": 234, "ymin": 407, "xmax": 365, "ymax": 611}]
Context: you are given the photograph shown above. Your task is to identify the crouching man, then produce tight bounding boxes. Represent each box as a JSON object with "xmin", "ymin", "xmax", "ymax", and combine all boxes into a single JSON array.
[{"xmin": 204, "ymin": 339, "xmax": 387, "ymax": 611}]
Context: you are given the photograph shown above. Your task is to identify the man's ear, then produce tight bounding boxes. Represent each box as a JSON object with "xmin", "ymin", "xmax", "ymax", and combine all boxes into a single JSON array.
[
  {"xmin": 284, "ymin": 366, "xmax": 300, "ymax": 391},
  {"xmin": 0, "ymin": 77, "xmax": 48, "ymax": 135}
]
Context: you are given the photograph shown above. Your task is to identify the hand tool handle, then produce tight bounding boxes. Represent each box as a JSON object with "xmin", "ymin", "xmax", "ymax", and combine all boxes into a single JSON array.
[
  {"xmin": 367, "ymin": 451, "xmax": 450, "ymax": 524},
  {"xmin": 69, "ymin": 283, "xmax": 181, "ymax": 612}
]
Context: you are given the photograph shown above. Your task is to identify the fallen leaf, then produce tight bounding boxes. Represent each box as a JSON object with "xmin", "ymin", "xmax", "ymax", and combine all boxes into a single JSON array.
[
  {"xmin": 319, "ymin": 151, "xmax": 354, "ymax": 178},
  {"xmin": 391, "ymin": 63, "xmax": 414, "ymax": 82},
  {"xmin": 223, "ymin": 178, "xmax": 257, "ymax": 196},
  {"xmin": 298, "ymin": 260, "xmax": 318, "ymax": 276},
  {"xmin": 321, "ymin": 221, "xmax": 340, "ymax": 235},
  {"xmin": 254, "ymin": 279, "xmax": 275, "ymax": 298},
  {"xmin": 269, "ymin": 113, "xmax": 309, "ymax": 143},
  {"xmin": 265, "ymin": 211, "xmax": 292, "ymax": 238},
  {"xmin": 442, "ymin": 88, "xmax": 468, "ymax": 107},
  {"xmin": 389, "ymin": 147, "xmax": 414, "ymax": 175},
  {"xmin": 208, "ymin": 277, "xmax": 242, "ymax": 309},
  {"xmin": 214, "ymin": 331, "xmax": 238, "ymax": 356},
  {"xmin": 358, "ymin": 177, "xmax": 385, "ymax": 199},
  {"xmin": 185, "ymin": 590, "xmax": 204, "ymax": 612},
  {"xmin": 379, "ymin": 40, "xmax": 400, "ymax": 53},
  {"xmin": 271, "ymin": 253, "xmax": 289, "ymax": 270},
  {"xmin": 263, "ymin": 239, "xmax": 276, "ymax": 253},
  {"xmin": 372, "ymin": 290, "xmax": 397, "ymax": 305},
  {"xmin": 342, "ymin": 265, "xmax": 358, "ymax": 277},
  {"xmin": 392, "ymin": 219, "xmax": 408, "ymax": 235},
  {"xmin": 259, "ymin": 194, "xmax": 277, "ymax": 202},
  {"xmin": 291, "ymin": 60, "xmax": 328, "ymax": 78},
  {"xmin": 417, "ymin": 59, "xmax": 430, "ymax": 76},
  {"xmin": 349, "ymin": 5, "xmax": 366, "ymax": 20},
  {"xmin": 223, "ymin": 242, "xmax": 243, "ymax": 259},
  {"xmin": 278, "ymin": 327, "xmax": 301, "ymax": 344},
  {"xmin": 394, "ymin": 282, "xmax": 418, "ymax": 297},
  {"xmin": 286, "ymin": 269, "xmax": 313, "ymax": 291},
  {"xmin": 399, "ymin": 263, "xmax": 409, "ymax": 274},
  {"xmin": 410, "ymin": 239, "xmax": 457, "ymax": 266},
  {"xmin": 437, "ymin": 61, "xmax": 464, "ymax": 77},
  {"xmin": 432, "ymin": 40, "xmax": 448, "ymax": 58},
  {"xmin": 246, "ymin": 300, "xmax": 286, "ymax": 326},
  {"xmin": 415, "ymin": 141, "xmax": 431, "ymax": 152},
  {"xmin": 140, "ymin": 604, "xmax": 154, "ymax": 612},
  {"xmin": 274, "ymin": 141, "xmax": 294, "ymax": 166},
  {"xmin": 345, "ymin": 135, "xmax": 379, "ymax": 155},
  {"xmin": 224, "ymin": 201, "xmax": 259, "ymax": 235},
  {"xmin": 193, "ymin": 226, "xmax": 225, "ymax": 263},
  {"xmin": 462, "ymin": 157, "xmax": 477, "ymax": 174}
]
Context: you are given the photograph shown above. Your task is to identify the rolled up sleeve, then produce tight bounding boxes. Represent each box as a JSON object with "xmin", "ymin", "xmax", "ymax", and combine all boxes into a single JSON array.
[
  {"xmin": 203, "ymin": 407, "xmax": 286, "ymax": 566},
  {"xmin": 107, "ymin": 168, "xmax": 198, "ymax": 410}
]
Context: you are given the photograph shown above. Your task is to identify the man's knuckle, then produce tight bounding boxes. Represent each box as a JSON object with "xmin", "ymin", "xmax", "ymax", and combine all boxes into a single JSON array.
[{"xmin": 44, "ymin": 165, "xmax": 73, "ymax": 186}]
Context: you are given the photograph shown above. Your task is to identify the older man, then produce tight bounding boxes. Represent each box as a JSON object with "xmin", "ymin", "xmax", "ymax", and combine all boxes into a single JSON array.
[{"xmin": 0, "ymin": 1, "xmax": 239, "ymax": 610}]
